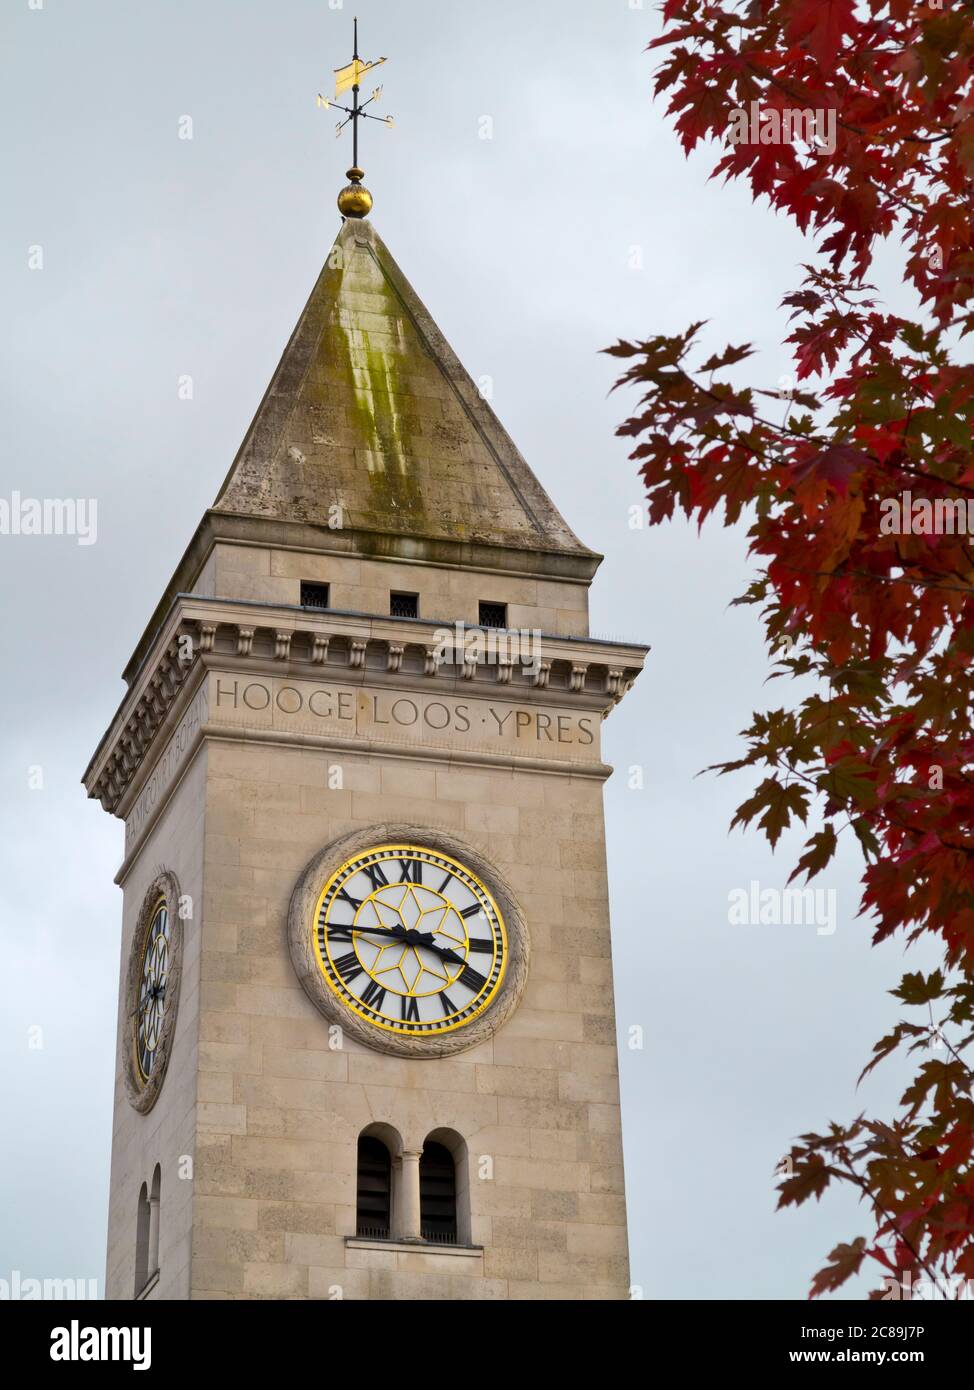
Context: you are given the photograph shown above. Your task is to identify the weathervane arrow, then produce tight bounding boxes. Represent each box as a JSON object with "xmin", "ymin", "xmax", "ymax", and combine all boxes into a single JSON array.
[{"xmin": 317, "ymin": 16, "xmax": 394, "ymax": 219}]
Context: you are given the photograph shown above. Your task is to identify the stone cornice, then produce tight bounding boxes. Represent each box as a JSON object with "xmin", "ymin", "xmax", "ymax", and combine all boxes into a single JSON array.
[
  {"xmin": 83, "ymin": 595, "xmax": 648, "ymax": 817},
  {"xmin": 121, "ymin": 510, "xmax": 605, "ymax": 688}
]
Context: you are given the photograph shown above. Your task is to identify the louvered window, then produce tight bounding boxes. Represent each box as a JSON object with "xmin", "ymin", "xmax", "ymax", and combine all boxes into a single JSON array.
[
  {"xmin": 356, "ymin": 1136, "xmax": 391, "ymax": 1239},
  {"xmin": 419, "ymin": 1141, "xmax": 457, "ymax": 1244}
]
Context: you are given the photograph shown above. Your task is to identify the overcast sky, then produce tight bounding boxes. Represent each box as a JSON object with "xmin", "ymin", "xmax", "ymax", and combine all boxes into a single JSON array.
[{"xmin": 1, "ymin": 0, "xmax": 931, "ymax": 1301}]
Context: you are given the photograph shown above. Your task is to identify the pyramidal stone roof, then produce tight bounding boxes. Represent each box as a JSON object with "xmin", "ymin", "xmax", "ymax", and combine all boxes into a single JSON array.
[{"xmin": 212, "ymin": 217, "xmax": 596, "ymax": 563}]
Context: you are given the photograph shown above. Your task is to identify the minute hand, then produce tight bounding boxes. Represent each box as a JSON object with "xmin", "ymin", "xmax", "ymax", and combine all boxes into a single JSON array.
[
  {"xmin": 341, "ymin": 924, "xmax": 471, "ymax": 968},
  {"xmin": 344, "ymin": 925, "xmax": 409, "ymax": 941},
  {"xmin": 351, "ymin": 925, "xmax": 468, "ymax": 965}
]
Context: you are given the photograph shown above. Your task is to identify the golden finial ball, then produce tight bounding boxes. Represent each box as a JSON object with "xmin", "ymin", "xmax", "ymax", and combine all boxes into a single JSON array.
[{"xmin": 338, "ymin": 167, "xmax": 373, "ymax": 219}]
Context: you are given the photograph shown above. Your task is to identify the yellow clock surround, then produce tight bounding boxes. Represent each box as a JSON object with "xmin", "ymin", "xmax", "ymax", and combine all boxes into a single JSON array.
[{"xmin": 289, "ymin": 826, "xmax": 530, "ymax": 1058}]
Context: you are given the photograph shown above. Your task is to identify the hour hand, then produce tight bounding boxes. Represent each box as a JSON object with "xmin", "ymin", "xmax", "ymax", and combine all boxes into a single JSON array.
[{"xmin": 411, "ymin": 933, "xmax": 465, "ymax": 967}]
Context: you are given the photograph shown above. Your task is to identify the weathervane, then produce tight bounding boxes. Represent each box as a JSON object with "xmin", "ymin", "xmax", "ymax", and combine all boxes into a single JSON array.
[{"xmin": 318, "ymin": 17, "xmax": 393, "ymax": 219}]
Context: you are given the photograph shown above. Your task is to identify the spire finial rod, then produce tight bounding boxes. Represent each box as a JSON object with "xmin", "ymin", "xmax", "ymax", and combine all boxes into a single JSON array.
[{"xmin": 317, "ymin": 18, "xmax": 394, "ymax": 220}]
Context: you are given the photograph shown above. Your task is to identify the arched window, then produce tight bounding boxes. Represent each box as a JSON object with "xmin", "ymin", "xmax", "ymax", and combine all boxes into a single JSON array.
[
  {"xmin": 148, "ymin": 1164, "xmax": 161, "ymax": 1279},
  {"xmin": 134, "ymin": 1165, "xmax": 162, "ymax": 1296},
  {"xmin": 134, "ymin": 1183, "xmax": 150, "ymax": 1295},
  {"xmin": 356, "ymin": 1135, "xmax": 392, "ymax": 1239},
  {"xmin": 419, "ymin": 1140, "xmax": 457, "ymax": 1244}
]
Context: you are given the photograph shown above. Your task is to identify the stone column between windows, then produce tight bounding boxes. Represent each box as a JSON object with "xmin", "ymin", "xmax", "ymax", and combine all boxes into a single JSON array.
[{"xmin": 398, "ymin": 1150, "xmax": 423, "ymax": 1241}]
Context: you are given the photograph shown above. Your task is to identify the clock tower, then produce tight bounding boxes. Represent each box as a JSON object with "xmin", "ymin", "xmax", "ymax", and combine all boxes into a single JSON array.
[{"xmin": 84, "ymin": 189, "xmax": 646, "ymax": 1300}]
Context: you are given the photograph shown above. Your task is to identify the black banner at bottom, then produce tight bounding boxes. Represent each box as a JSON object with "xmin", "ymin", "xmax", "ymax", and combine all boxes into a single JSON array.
[{"xmin": 0, "ymin": 1295, "xmax": 957, "ymax": 1374}]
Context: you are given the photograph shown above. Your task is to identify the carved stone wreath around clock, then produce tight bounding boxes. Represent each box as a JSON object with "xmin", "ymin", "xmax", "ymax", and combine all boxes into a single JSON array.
[
  {"xmin": 288, "ymin": 824, "xmax": 530, "ymax": 1059},
  {"xmin": 123, "ymin": 870, "xmax": 184, "ymax": 1113}
]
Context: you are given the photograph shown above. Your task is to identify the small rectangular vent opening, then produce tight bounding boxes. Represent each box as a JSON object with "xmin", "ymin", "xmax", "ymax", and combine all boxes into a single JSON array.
[
  {"xmin": 390, "ymin": 592, "xmax": 419, "ymax": 619},
  {"xmin": 300, "ymin": 582, "xmax": 330, "ymax": 610},
  {"xmin": 478, "ymin": 601, "xmax": 507, "ymax": 629}
]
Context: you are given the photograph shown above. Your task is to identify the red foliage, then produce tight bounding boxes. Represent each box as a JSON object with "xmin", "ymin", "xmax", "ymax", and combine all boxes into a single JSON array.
[{"xmin": 611, "ymin": 0, "xmax": 974, "ymax": 1298}]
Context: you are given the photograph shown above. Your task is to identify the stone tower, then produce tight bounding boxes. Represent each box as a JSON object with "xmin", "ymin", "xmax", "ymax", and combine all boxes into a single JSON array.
[{"xmin": 84, "ymin": 211, "xmax": 646, "ymax": 1301}]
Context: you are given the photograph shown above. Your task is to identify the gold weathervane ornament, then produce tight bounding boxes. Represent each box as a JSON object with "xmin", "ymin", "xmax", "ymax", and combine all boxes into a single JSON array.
[{"xmin": 317, "ymin": 17, "xmax": 394, "ymax": 219}]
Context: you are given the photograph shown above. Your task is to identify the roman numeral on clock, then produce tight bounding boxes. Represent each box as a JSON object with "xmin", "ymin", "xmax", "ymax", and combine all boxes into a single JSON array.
[
  {"xmin": 363, "ymin": 861, "xmax": 388, "ymax": 891},
  {"xmin": 401, "ymin": 995, "xmax": 420, "ymax": 1022},
  {"xmin": 360, "ymin": 979, "xmax": 386, "ymax": 1012},
  {"xmin": 460, "ymin": 904, "xmax": 482, "ymax": 919},
  {"xmin": 337, "ymin": 887, "xmax": 363, "ymax": 912},
  {"xmin": 398, "ymin": 858, "xmax": 422, "ymax": 884},
  {"xmin": 466, "ymin": 938, "xmax": 495, "ymax": 954},
  {"xmin": 438, "ymin": 991, "xmax": 456, "ymax": 1016},
  {"xmin": 458, "ymin": 964, "xmax": 487, "ymax": 993},
  {"xmin": 328, "ymin": 925, "xmax": 356, "ymax": 943},
  {"xmin": 333, "ymin": 951, "xmax": 363, "ymax": 984}
]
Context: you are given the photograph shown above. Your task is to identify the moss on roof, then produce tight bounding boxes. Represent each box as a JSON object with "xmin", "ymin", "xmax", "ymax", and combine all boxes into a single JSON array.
[{"xmin": 212, "ymin": 218, "xmax": 593, "ymax": 558}]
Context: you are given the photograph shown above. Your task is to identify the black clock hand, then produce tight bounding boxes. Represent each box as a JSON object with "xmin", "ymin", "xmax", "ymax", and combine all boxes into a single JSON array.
[
  {"xmin": 336, "ymin": 924, "xmax": 462, "ymax": 965},
  {"xmin": 333, "ymin": 923, "xmax": 473, "ymax": 971},
  {"xmin": 336, "ymin": 923, "xmax": 458, "ymax": 947},
  {"xmin": 338, "ymin": 924, "xmax": 410, "ymax": 943},
  {"xmin": 404, "ymin": 932, "xmax": 467, "ymax": 968}
]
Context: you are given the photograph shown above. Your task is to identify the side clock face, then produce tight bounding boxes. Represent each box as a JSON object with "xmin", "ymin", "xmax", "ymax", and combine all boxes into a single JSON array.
[
  {"xmin": 124, "ymin": 871, "xmax": 183, "ymax": 1113},
  {"xmin": 314, "ymin": 844, "xmax": 507, "ymax": 1038},
  {"xmin": 136, "ymin": 901, "xmax": 171, "ymax": 1083}
]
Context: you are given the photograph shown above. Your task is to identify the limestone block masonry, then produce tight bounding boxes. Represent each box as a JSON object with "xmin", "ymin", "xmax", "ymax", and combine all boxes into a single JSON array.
[{"xmin": 84, "ymin": 213, "xmax": 648, "ymax": 1300}]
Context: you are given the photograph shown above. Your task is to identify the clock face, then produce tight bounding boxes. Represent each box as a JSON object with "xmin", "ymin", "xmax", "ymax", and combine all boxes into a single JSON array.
[
  {"xmin": 124, "ymin": 870, "xmax": 183, "ymax": 1112},
  {"xmin": 136, "ymin": 901, "xmax": 170, "ymax": 1083},
  {"xmin": 314, "ymin": 844, "xmax": 507, "ymax": 1038}
]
